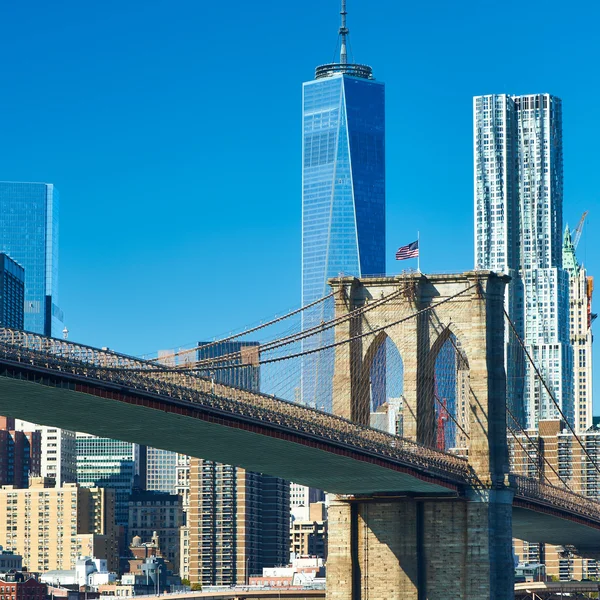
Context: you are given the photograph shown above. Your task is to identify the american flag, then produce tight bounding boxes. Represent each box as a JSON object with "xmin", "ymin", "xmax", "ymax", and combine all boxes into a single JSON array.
[{"xmin": 395, "ymin": 240, "xmax": 419, "ymax": 260}]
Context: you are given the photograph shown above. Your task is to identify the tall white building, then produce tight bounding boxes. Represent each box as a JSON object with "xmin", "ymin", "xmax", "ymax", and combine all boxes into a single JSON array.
[
  {"xmin": 474, "ymin": 93, "xmax": 573, "ymax": 430},
  {"xmin": 563, "ymin": 227, "xmax": 594, "ymax": 433}
]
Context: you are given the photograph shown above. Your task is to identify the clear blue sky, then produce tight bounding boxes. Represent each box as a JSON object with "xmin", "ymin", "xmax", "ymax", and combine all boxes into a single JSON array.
[{"xmin": 0, "ymin": 1, "xmax": 598, "ymax": 404}]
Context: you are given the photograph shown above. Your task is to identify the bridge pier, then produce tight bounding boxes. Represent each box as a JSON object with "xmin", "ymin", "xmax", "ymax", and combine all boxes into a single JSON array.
[{"xmin": 327, "ymin": 493, "xmax": 514, "ymax": 600}]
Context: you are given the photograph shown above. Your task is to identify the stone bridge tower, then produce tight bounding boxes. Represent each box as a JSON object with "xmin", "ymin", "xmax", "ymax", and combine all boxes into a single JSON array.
[{"xmin": 327, "ymin": 271, "xmax": 515, "ymax": 600}]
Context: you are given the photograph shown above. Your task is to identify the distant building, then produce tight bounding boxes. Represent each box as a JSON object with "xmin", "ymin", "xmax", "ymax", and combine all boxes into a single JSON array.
[
  {"xmin": 0, "ymin": 254, "xmax": 24, "ymax": 329},
  {"xmin": 40, "ymin": 557, "xmax": 116, "ymax": 589},
  {"xmin": 12, "ymin": 423, "xmax": 75, "ymax": 487},
  {"xmin": 0, "ymin": 182, "xmax": 63, "ymax": 336},
  {"xmin": 127, "ymin": 491, "xmax": 183, "ymax": 569},
  {"xmin": 146, "ymin": 448, "xmax": 177, "ymax": 494},
  {"xmin": 249, "ymin": 556, "xmax": 325, "ymax": 589},
  {"xmin": 563, "ymin": 227, "xmax": 594, "ymax": 433},
  {"xmin": 0, "ymin": 417, "xmax": 41, "ymax": 488},
  {"xmin": 76, "ymin": 434, "xmax": 146, "ymax": 527},
  {"xmin": 123, "ymin": 536, "xmax": 177, "ymax": 594},
  {"xmin": 369, "ymin": 397, "xmax": 403, "ymax": 436},
  {"xmin": 0, "ymin": 478, "xmax": 118, "ymax": 572},
  {"xmin": 290, "ymin": 484, "xmax": 324, "ymax": 510},
  {"xmin": 290, "ymin": 502, "xmax": 327, "ymax": 559},
  {"xmin": 0, "ymin": 547, "xmax": 22, "ymax": 573},
  {"xmin": 0, "ymin": 572, "xmax": 47, "ymax": 600}
]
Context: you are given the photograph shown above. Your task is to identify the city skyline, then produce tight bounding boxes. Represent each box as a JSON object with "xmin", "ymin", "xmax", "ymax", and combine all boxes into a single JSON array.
[{"xmin": 0, "ymin": 0, "xmax": 597, "ymax": 408}]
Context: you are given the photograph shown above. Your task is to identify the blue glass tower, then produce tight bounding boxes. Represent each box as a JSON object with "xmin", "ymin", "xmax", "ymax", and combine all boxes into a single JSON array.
[
  {"xmin": 0, "ymin": 182, "xmax": 63, "ymax": 336},
  {"xmin": 301, "ymin": 2, "xmax": 385, "ymax": 408}
]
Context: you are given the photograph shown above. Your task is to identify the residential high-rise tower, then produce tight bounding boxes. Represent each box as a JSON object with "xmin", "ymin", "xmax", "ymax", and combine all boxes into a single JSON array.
[{"xmin": 474, "ymin": 94, "xmax": 574, "ymax": 429}]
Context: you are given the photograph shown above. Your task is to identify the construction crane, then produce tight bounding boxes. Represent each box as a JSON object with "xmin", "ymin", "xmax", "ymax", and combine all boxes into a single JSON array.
[{"xmin": 572, "ymin": 211, "xmax": 588, "ymax": 249}]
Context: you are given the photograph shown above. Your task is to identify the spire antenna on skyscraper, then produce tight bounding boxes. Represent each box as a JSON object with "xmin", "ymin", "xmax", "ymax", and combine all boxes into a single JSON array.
[
  {"xmin": 339, "ymin": 0, "xmax": 349, "ymax": 65},
  {"xmin": 314, "ymin": 0, "xmax": 372, "ymax": 79}
]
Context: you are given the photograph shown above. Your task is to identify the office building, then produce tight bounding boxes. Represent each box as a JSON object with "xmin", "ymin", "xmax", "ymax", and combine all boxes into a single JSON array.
[
  {"xmin": 76, "ymin": 434, "xmax": 146, "ymax": 528},
  {"xmin": 128, "ymin": 491, "xmax": 184, "ymax": 569},
  {"xmin": 301, "ymin": 2, "xmax": 385, "ymax": 410},
  {"xmin": 0, "ymin": 182, "xmax": 63, "ymax": 336},
  {"xmin": 563, "ymin": 227, "xmax": 594, "ymax": 433},
  {"xmin": 0, "ymin": 478, "xmax": 118, "ymax": 572},
  {"xmin": 0, "ymin": 254, "xmax": 24, "ymax": 329},
  {"xmin": 474, "ymin": 94, "xmax": 573, "ymax": 429},
  {"xmin": 146, "ymin": 448, "xmax": 177, "ymax": 494}
]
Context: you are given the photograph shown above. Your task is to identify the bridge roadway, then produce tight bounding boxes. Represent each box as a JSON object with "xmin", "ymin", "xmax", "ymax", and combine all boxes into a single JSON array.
[
  {"xmin": 0, "ymin": 329, "xmax": 599, "ymax": 554},
  {"xmin": 128, "ymin": 591, "xmax": 324, "ymax": 600},
  {"xmin": 514, "ymin": 580, "xmax": 600, "ymax": 599}
]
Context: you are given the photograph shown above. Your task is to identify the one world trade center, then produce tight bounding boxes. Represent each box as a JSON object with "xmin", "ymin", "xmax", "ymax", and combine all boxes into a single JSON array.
[{"xmin": 301, "ymin": 1, "xmax": 385, "ymax": 410}]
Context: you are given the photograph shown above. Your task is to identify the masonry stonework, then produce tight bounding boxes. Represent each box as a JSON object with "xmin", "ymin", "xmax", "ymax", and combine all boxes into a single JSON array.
[{"xmin": 327, "ymin": 272, "xmax": 515, "ymax": 600}]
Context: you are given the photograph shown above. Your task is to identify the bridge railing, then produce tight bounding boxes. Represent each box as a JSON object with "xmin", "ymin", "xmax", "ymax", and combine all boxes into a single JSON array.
[
  {"xmin": 513, "ymin": 474, "xmax": 600, "ymax": 522},
  {"xmin": 0, "ymin": 328, "xmax": 471, "ymax": 484}
]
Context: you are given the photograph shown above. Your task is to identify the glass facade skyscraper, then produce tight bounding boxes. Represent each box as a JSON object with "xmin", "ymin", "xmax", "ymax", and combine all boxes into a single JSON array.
[
  {"xmin": 0, "ymin": 254, "xmax": 25, "ymax": 330},
  {"xmin": 301, "ymin": 4, "xmax": 385, "ymax": 409},
  {"xmin": 0, "ymin": 182, "xmax": 63, "ymax": 336},
  {"xmin": 302, "ymin": 67, "xmax": 385, "ymax": 307}
]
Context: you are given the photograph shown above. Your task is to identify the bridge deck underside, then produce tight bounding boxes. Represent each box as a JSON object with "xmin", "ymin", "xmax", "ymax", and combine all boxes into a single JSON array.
[
  {"xmin": 513, "ymin": 505, "xmax": 600, "ymax": 557},
  {"xmin": 0, "ymin": 376, "xmax": 455, "ymax": 496}
]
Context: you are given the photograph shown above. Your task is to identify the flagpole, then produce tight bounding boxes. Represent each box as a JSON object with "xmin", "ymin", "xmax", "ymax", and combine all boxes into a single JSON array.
[{"xmin": 417, "ymin": 231, "xmax": 420, "ymax": 273}]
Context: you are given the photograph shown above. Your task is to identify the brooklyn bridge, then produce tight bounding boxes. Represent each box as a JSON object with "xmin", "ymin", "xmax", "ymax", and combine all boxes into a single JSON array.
[{"xmin": 0, "ymin": 271, "xmax": 598, "ymax": 599}]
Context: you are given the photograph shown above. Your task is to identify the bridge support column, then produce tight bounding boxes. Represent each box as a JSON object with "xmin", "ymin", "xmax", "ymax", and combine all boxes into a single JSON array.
[{"xmin": 327, "ymin": 493, "xmax": 514, "ymax": 600}]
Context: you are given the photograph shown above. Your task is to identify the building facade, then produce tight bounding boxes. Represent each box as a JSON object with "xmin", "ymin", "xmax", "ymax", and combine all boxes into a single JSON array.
[
  {"xmin": 76, "ymin": 434, "xmax": 146, "ymax": 528},
  {"xmin": 563, "ymin": 227, "xmax": 594, "ymax": 433},
  {"xmin": 0, "ymin": 418, "xmax": 41, "ymax": 489},
  {"xmin": 0, "ymin": 479, "xmax": 118, "ymax": 573},
  {"xmin": 290, "ymin": 502, "xmax": 327, "ymax": 559},
  {"xmin": 0, "ymin": 254, "xmax": 24, "ymax": 329},
  {"xmin": 0, "ymin": 181, "xmax": 62, "ymax": 337},
  {"xmin": 146, "ymin": 448, "xmax": 177, "ymax": 494},
  {"xmin": 127, "ymin": 491, "xmax": 184, "ymax": 570},
  {"xmin": 473, "ymin": 94, "xmax": 573, "ymax": 429},
  {"xmin": 289, "ymin": 484, "xmax": 325, "ymax": 511},
  {"xmin": 13, "ymin": 423, "xmax": 76, "ymax": 487}
]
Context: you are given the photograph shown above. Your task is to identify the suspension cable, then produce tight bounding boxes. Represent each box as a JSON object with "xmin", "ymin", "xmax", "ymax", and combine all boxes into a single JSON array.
[
  {"xmin": 504, "ymin": 309, "xmax": 600, "ymax": 480},
  {"xmin": 148, "ymin": 292, "xmax": 336, "ymax": 364}
]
